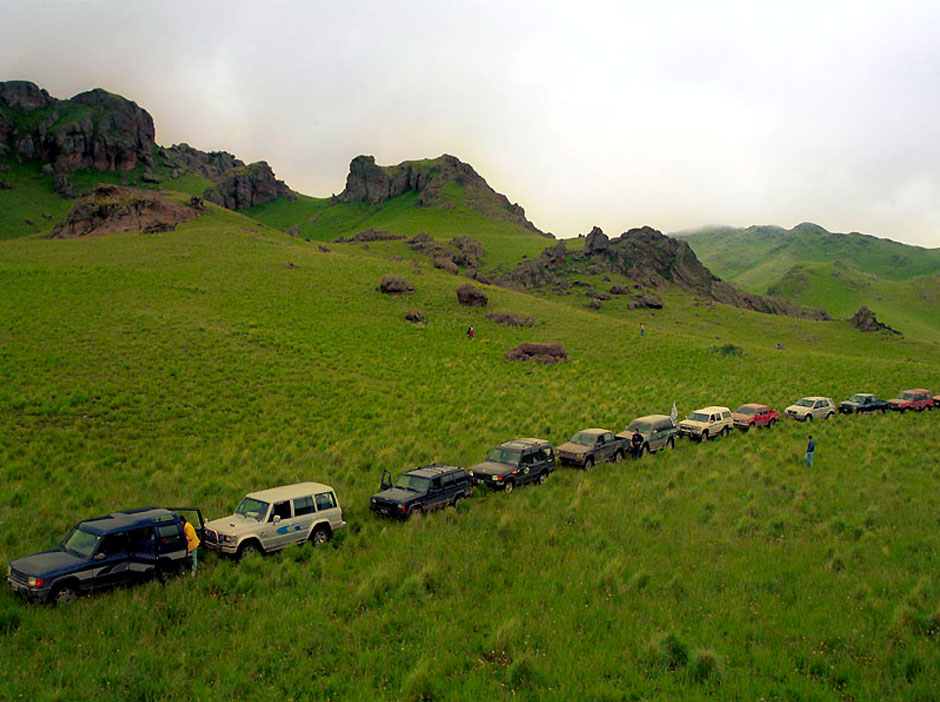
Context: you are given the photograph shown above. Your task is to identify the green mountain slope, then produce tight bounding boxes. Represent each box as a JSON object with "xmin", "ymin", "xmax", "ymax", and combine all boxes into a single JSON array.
[
  {"xmin": 678, "ymin": 223, "xmax": 940, "ymax": 290},
  {"xmin": 1, "ymin": 209, "xmax": 940, "ymax": 700}
]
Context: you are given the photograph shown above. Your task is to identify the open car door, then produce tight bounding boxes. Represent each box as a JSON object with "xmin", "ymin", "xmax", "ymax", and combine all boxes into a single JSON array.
[
  {"xmin": 380, "ymin": 470, "xmax": 393, "ymax": 491},
  {"xmin": 169, "ymin": 507, "xmax": 205, "ymax": 541}
]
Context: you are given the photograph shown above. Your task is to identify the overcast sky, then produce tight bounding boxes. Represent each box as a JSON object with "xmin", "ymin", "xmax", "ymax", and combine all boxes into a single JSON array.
[{"xmin": 2, "ymin": 0, "xmax": 939, "ymax": 246}]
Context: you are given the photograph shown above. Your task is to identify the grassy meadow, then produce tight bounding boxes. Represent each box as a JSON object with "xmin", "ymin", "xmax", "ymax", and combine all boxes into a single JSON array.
[{"xmin": 1, "ymin": 204, "xmax": 939, "ymax": 700}]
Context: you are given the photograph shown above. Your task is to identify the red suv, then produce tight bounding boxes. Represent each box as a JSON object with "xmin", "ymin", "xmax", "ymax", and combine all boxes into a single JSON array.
[
  {"xmin": 887, "ymin": 389, "xmax": 934, "ymax": 412},
  {"xmin": 732, "ymin": 403, "xmax": 780, "ymax": 430}
]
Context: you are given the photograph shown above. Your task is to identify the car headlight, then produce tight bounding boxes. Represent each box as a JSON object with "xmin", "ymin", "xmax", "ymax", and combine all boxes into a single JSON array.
[
  {"xmin": 223, "ymin": 534, "xmax": 236, "ymax": 544},
  {"xmin": 27, "ymin": 576, "xmax": 45, "ymax": 587}
]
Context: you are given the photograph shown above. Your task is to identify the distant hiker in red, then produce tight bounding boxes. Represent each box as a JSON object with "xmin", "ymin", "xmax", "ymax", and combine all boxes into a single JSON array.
[{"xmin": 467, "ymin": 326, "xmax": 474, "ymax": 340}]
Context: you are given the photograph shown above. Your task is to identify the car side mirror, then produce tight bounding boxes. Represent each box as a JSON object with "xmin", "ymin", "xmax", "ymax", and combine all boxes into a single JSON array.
[
  {"xmin": 94, "ymin": 552, "xmax": 106, "ymax": 561},
  {"xmin": 273, "ymin": 515, "xmax": 281, "ymax": 524}
]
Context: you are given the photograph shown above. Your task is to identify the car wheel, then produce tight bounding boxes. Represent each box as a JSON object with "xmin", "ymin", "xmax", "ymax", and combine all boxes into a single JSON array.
[
  {"xmin": 700, "ymin": 430, "xmax": 709, "ymax": 442},
  {"xmin": 613, "ymin": 449, "xmax": 624, "ymax": 463},
  {"xmin": 768, "ymin": 419, "xmax": 776, "ymax": 429},
  {"xmin": 538, "ymin": 471, "xmax": 549, "ymax": 485},
  {"xmin": 668, "ymin": 437, "xmax": 675, "ymax": 449},
  {"xmin": 504, "ymin": 480, "xmax": 514, "ymax": 494},
  {"xmin": 722, "ymin": 426, "xmax": 730, "ymax": 437},
  {"xmin": 805, "ymin": 414, "xmax": 813, "ymax": 422},
  {"xmin": 826, "ymin": 412, "xmax": 834, "ymax": 420},
  {"xmin": 238, "ymin": 541, "xmax": 262, "ymax": 560},
  {"xmin": 583, "ymin": 457, "xmax": 594, "ymax": 471},
  {"xmin": 410, "ymin": 505, "xmax": 423, "ymax": 517},
  {"xmin": 53, "ymin": 585, "xmax": 77, "ymax": 605},
  {"xmin": 310, "ymin": 527, "xmax": 330, "ymax": 546}
]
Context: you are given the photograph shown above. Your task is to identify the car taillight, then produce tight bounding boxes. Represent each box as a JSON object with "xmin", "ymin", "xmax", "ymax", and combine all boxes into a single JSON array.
[
  {"xmin": 27, "ymin": 577, "xmax": 44, "ymax": 587},
  {"xmin": 494, "ymin": 475, "xmax": 503, "ymax": 481},
  {"xmin": 399, "ymin": 504, "xmax": 406, "ymax": 512}
]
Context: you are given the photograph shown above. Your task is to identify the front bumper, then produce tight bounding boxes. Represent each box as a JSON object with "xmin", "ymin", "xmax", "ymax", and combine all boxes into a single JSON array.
[
  {"xmin": 370, "ymin": 502, "xmax": 408, "ymax": 519},
  {"xmin": 557, "ymin": 453, "xmax": 587, "ymax": 466},
  {"xmin": 785, "ymin": 410, "xmax": 808, "ymax": 420},
  {"xmin": 203, "ymin": 530, "xmax": 238, "ymax": 554},
  {"xmin": 6, "ymin": 576, "xmax": 51, "ymax": 603}
]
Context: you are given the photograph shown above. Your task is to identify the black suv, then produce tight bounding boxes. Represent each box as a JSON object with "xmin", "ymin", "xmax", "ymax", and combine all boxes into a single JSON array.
[
  {"xmin": 370, "ymin": 464, "xmax": 472, "ymax": 519},
  {"xmin": 468, "ymin": 438, "xmax": 555, "ymax": 493},
  {"xmin": 6, "ymin": 507, "xmax": 203, "ymax": 604}
]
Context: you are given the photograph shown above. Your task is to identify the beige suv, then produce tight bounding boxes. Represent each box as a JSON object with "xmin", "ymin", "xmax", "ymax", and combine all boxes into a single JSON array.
[
  {"xmin": 784, "ymin": 396, "xmax": 835, "ymax": 422},
  {"xmin": 204, "ymin": 482, "xmax": 346, "ymax": 559},
  {"xmin": 678, "ymin": 406, "xmax": 733, "ymax": 441}
]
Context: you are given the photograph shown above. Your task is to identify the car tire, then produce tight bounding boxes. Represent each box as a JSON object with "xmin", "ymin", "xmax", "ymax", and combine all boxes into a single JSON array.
[
  {"xmin": 583, "ymin": 457, "xmax": 594, "ymax": 471},
  {"xmin": 768, "ymin": 419, "xmax": 776, "ymax": 429},
  {"xmin": 538, "ymin": 471, "xmax": 549, "ymax": 485},
  {"xmin": 805, "ymin": 414, "xmax": 813, "ymax": 422},
  {"xmin": 410, "ymin": 505, "xmax": 423, "ymax": 517},
  {"xmin": 310, "ymin": 526, "xmax": 330, "ymax": 546},
  {"xmin": 722, "ymin": 426, "xmax": 730, "ymax": 437},
  {"xmin": 52, "ymin": 584, "xmax": 77, "ymax": 605},
  {"xmin": 504, "ymin": 480, "xmax": 514, "ymax": 494},
  {"xmin": 826, "ymin": 412, "xmax": 834, "ymax": 420},
  {"xmin": 667, "ymin": 437, "xmax": 675, "ymax": 450},
  {"xmin": 700, "ymin": 430, "xmax": 709, "ymax": 442},
  {"xmin": 237, "ymin": 541, "xmax": 262, "ymax": 560}
]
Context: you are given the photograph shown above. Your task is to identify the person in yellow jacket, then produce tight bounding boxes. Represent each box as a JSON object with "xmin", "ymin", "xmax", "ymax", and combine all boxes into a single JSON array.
[{"xmin": 181, "ymin": 516, "xmax": 200, "ymax": 577}]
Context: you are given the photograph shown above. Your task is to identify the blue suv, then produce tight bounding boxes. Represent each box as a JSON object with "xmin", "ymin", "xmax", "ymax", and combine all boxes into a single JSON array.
[{"xmin": 6, "ymin": 507, "xmax": 203, "ymax": 604}]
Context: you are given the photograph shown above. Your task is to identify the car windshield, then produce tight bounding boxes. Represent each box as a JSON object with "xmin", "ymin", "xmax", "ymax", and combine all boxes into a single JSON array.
[
  {"xmin": 627, "ymin": 420, "xmax": 652, "ymax": 433},
  {"xmin": 900, "ymin": 392, "xmax": 916, "ymax": 400},
  {"xmin": 235, "ymin": 497, "xmax": 269, "ymax": 522},
  {"xmin": 849, "ymin": 395, "xmax": 869, "ymax": 403},
  {"xmin": 687, "ymin": 413, "xmax": 710, "ymax": 423},
  {"xmin": 62, "ymin": 526, "xmax": 101, "ymax": 558},
  {"xmin": 394, "ymin": 474, "xmax": 431, "ymax": 492},
  {"xmin": 795, "ymin": 399, "xmax": 815, "ymax": 407},
  {"xmin": 734, "ymin": 406, "xmax": 756, "ymax": 415},
  {"xmin": 487, "ymin": 448, "xmax": 522, "ymax": 465},
  {"xmin": 569, "ymin": 432, "xmax": 597, "ymax": 446}
]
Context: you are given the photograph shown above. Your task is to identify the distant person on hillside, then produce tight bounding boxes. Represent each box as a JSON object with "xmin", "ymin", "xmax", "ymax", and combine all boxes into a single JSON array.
[
  {"xmin": 640, "ymin": 323, "xmax": 645, "ymax": 336},
  {"xmin": 630, "ymin": 429, "xmax": 644, "ymax": 459},
  {"xmin": 467, "ymin": 326, "xmax": 474, "ymax": 340},
  {"xmin": 181, "ymin": 515, "xmax": 200, "ymax": 577},
  {"xmin": 805, "ymin": 435, "xmax": 815, "ymax": 468}
]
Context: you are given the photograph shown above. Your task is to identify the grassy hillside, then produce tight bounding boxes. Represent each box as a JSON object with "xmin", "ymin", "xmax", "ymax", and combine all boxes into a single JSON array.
[
  {"xmin": 244, "ymin": 187, "xmax": 557, "ymax": 268},
  {"xmin": 679, "ymin": 223, "xmax": 940, "ymax": 291},
  {"xmin": 0, "ymin": 158, "xmax": 212, "ymax": 240},
  {"xmin": 767, "ymin": 261, "xmax": 940, "ymax": 342},
  {"xmin": 1, "ymin": 207, "xmax": 939, "ymax": 700}
]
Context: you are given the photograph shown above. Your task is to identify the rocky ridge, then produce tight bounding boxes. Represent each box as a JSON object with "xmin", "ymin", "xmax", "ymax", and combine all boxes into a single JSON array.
[
  {"xmin": 495, "ymin": 225, "xmax": 831, "ymax": 321},
  {"xmin": 338, "ymin": 154, "xmax": 550, "ymax": 237},
  {"xmin": 0, "ymin": 80, "xmax": 292, "ymax": 210}
]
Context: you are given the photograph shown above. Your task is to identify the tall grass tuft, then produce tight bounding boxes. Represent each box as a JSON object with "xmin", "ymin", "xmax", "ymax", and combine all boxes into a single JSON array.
[
  {"xmin": 486, "ymin": 617, "xmax": 521, "ymax": 665},
  {"xmin": 644, "ymin": 631, "xmax": 690, "ymax": 672},
  {"xmin": 402, "ymin": 658, "xmax": 438, "ymax": 702},
  {"xmin": 688, "ymin": 648, "xmax": 723, "ymax": 684}
]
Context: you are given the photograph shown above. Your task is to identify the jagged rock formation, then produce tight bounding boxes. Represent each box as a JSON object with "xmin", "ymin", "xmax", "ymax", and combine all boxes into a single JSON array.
[
  {"xmin": 339, "ymin": 154, "xmax": 550, "ymax": 237},
  {"xmin": 202, "ymin": 161, "xmax": 293, "ymax": 209},
  {"xmin": 456, "ymin": 283, "xmax": 488, "ymax": 308},
  {"xmin": 849, "ymin": 306, "xmax": 902, "ymax": 335},
  {"xmin": 408, "ymin": 233, "xmax": 486, "ymax": 271},
  {"xmin": 0, "ymin": 81, "xmax": 293, "ymax": 211},
  {"xmin": 0, "ymin": 81, "xmax": 155, "ymax": 171},
  {"xmin": 379, "ymin": 275, "xmax": 414, "ymax": 294},
  {"xmin": 495, "ymin": 225, "xmax": 831, "ymax": 321},
  {"xmin": 50, "ymin": 184, "xmax": 204, "ymax": 238},
  {"xmin": 505, "ymin": 343, "xmax": 567, "ymax": 364}
]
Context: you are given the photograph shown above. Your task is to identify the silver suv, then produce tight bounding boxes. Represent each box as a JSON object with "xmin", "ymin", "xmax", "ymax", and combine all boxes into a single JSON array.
[
  {"xmin": 204, "ymin": 482, "xmax": 346, "ymax": 558},
  {"xmin": 785, "ymin": 396, "xmax": 835, "ymax": 422}
]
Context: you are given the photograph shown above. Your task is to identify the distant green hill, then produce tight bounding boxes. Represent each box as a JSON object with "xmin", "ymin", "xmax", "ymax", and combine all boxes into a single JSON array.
[
  {"xmin": 677, "ymin": 223, "xmax": 940, "ymax": 291},
  {"xmin": 678, "ymin": 223, "xmax": 940, "ymax": 340}
]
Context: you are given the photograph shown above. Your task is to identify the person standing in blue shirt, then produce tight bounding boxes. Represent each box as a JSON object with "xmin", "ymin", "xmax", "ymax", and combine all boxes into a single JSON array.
[{"xmin": 805, "ymin": 435, "xmax": 815, "ymax": 467}]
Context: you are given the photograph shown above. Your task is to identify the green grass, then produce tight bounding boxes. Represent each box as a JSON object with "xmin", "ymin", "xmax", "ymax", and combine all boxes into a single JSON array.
[
  {"xmin": 244, "ymin": 187, "xmax": 557, "ymax": 268},
  {"xmin": 1, "ymin": 208, "xmax": 939, "ymax": 699}
]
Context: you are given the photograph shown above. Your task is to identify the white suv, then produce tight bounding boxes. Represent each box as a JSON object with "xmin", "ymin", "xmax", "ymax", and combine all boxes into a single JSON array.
[
  {"xmin": 677, "ymin": 406, "xmax": 733, "ymax": 441},
  {"xmin": 785, "ymin": 396, "xmax": 835, "ymax": 422},
  {"xmin": 204, "ymin": 482, "xmax": 346, "ymax": 558}
]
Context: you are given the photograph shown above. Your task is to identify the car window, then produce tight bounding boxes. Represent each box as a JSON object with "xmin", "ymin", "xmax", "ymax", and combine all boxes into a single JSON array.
[
  {"xmin": 522, "ymin": 452, "xmax": 537, "ymax": 465},
  {"xmin": 98, "ymin": 533, "xmax": 128, "ymax": 558},
  {"xmin": 442, "ymin": 473, "xmax": 455, "ymax": 487},
  {"xmin": 722, "ymin": 411, "xmax": 731, "ymax": 419},
  {"xmin": 270, "ymin": 501, "xmax": 292, "ymax": 521},
  {"xmin": 128, "ymin": 527, "xmax": 154, "ymax": 555},
  {"xmin": 293, "ymin": 496, "xmax": 315, "ymax": 516},
  {"xmin": 453, "ymin": 472, "xmax": 468, "ymax": 485},
  {"xmin": 156, "ymin": 524, "xmax": 183, "ymax": 546},
  {"xmin": 603, "ymin": 433, "xmax": 614, "ymax": 443},
  {"xmin": 315, "ymin": 492, "xmax": 337, "ymax": 511}
]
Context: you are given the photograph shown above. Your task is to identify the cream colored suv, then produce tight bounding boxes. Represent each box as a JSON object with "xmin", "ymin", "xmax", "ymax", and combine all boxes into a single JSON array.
[
  {"xmin": 784, "ymin": 396, "xmax": 835, "ymax": 422},
  {"xmin": 204, "ymin": 482, "xmax": 346, "ymax": 559},
  {"xmin": 677, "ymin": 406, "xmax": 733, "ymax": 441}
]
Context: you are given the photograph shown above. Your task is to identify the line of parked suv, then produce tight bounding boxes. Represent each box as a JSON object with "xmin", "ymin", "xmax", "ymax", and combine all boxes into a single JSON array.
[{"xmin": 8, "ymin": 387, "xmax": 937, "ymax": 603}]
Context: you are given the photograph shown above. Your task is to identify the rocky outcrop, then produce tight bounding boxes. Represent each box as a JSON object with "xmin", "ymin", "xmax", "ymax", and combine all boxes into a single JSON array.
[
  {"xmin": 0, "ymin": 82, "xmax": 156, "ymax": 171},
  {"xmin": 379, "ymin": 275, "xmax": 414, "ymax": 294},
  {"xmin": 505, "ymin": 343, "xmax": 567, "ymax": 364},
  {"xmin": 336, "ymin": 229, "xmax": 405, "ymax": 243},
  {"xmin": 409, "ymin": 233, "xmax": 486, "ymax": 271},
  {"xmin": 202, "ymin": 161, "xmax": 293, "ymax": 210},
  {"xmin": 339, "ymin": 154, "xmax": 549, "ymax": 236},
  {"xmin": 496, "ymin": 225, "xmax": 830, "ymax": 321},
  {"xmin": 0, "ymin": 81, "xmax": 294, "ymax": 211},
  {"xmin": 456, "ymin": 283, "xmax": 488, "ymax": 307},
  {"xmin": 849, "ymin": 306, "xmax": 901, "ymax": 335},
  {"xmin": 630, "ymin": 293, "xmax": 663, "ymax": 309},
  {"xmin": 50, "ymin": 184, "xmax": 203, "ymax": 238},
  {"xmin": 405, "ymin": 309, "xmax": 426, "ymax": 323}
]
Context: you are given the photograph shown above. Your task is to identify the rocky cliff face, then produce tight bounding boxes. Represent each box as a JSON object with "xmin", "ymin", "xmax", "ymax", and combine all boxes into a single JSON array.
[
  {"xmin": 339, "ymin": 154, "xmax": 549, "ymax": 236},
  {"xmin": 0, "ymin": 81, "xmax": 155, "ymax": 171},
  {"xmin": 0, "ymin": 80, "xmax": 293, "ymax": 210},
  {"xmin": 496, "ymin": 225, "xmax": 831, "ymax": 321}
]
